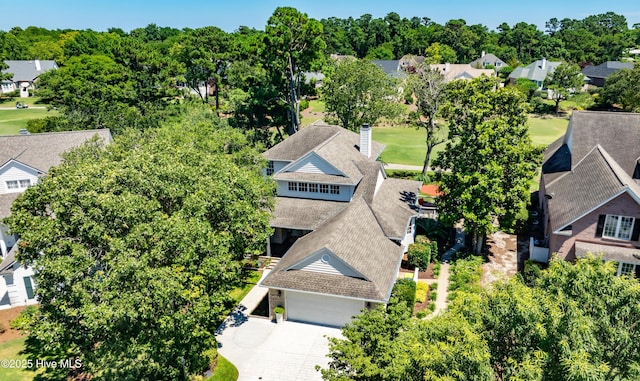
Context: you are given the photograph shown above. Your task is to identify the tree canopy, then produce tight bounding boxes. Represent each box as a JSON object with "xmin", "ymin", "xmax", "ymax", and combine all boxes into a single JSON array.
[
  {"xmin": 4, "ymin": 106, "xmax": 275, "ymax": 380},
  {"xmin": 322, "ymin": 255, "xmax": 640, "ymax": 381},
  {"xmin": 322, "ymin": 58, "xmax": 401, "ymax": 131},
  {"xmin": 544, "ymin": 62, "xmax": 585, "ymax": 113},
  {"xmin": 601, "ymin": 63, "xmax": 640, "ymax": 112},
  {"xmin": 433, "ymin": 77, "xmax": 541, "ymax": 254}
]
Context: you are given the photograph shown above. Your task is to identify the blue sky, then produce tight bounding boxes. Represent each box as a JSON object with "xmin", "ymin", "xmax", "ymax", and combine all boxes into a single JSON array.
[{"xmin": 2, "ymin": 0, "xmax": 640, "ymax": 33}]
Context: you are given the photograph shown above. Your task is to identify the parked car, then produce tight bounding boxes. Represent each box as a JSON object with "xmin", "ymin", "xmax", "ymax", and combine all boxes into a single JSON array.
[{"xmin": 16, "ymin": 102, "xmax": 29, "ymax": 109}]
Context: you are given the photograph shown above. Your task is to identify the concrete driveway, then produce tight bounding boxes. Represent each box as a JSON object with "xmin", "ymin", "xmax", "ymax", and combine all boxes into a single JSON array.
[{"xmin": 216, "ymin": 310, "xmax": 342, "ymax": 381}]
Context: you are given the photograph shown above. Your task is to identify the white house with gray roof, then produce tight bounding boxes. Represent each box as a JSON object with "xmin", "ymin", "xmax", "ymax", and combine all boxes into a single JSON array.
[
  {"xmin": 1, "ymin": 60, "xmax": 58, "ymax": 97},
  {"xmin": 0, "ymin": 129, "xmax": 112, "ymax": 309},
  {"xmin": 509, "ymin": 58, "xmax": 562, "ymax": 89},
  {"xmin": 259, "ymin": 121, "xmax": 420, "ymax": 326}
]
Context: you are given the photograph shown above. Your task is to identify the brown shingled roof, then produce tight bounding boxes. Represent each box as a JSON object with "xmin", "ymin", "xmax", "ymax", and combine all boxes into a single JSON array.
[{"xmin": 262, "ymin": 197, "xmax": 403, "ymax": 301}]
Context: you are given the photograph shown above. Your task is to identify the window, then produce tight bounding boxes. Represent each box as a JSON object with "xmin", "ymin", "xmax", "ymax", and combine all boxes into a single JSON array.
[
  {"xmin": 603, "ymin": 215, "xmax": 635, "ymax": 240},
  {"xmin": 319, "ymin": 184, "xmax": 329, "ymax": 193},
  {"xmin": 266, "ymin": 161, "xmax": 274, "ymax": 175},
  {"xmin": 298, "ymin": 182, "xmax": 308, "ymax": 192},
  {"xmin": 309, "ymin": 183, "xmax": 318, "ymax": 193},
  {"xmin": 5, "ymin": 179, "xmax": 30, "ymax": 190},
  {"xmin": 330, "ymin": 185, "xmax": 339, "ymax": 194},
  {"xmin": 288, "ymin": 182, "xmax": 298, "ymax": 192},
  {"xmin": 620, "ymin": 263, "xmax": 635, "ymax": 276}
]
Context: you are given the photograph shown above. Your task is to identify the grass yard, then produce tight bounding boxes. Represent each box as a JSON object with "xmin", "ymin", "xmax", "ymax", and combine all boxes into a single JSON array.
[
  {"xmin": 527, "ymin": 116, "xmax": 569, "ymax": 146},
  {"xmin": 372, "ymin": 125, "xmax": 448, "ymax": 166},
  {"xmin": 0, "ymin": 97, "xmax": 57, "ymax": 136},
  {"xmin": 0, "ymin": 337, "xmax": 41, "ymax": 381},
  {"xmin": 210, "ymin": 355, "xmax": 238, "ymax": 381},
  {"xmin": 228, "ymin": 270, "xmax": 262, "ymax": 303}
]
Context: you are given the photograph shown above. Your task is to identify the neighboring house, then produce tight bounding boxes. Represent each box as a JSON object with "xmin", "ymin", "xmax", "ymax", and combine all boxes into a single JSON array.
[
  {"xmin": 469, "ymin": 51, "xmax": 506, "ymax": 69},
  {"xmin": 509, "ymin": 58, "xmax": 562, "ymax": 89},
  {"xmin": 1, "ymin": 60, "xmax": 58, "ymax": 97},
  {"xmin": 399, "ymin": 54, "xmax": 426, "ymax": 72},
  {"xmin": 581, "ymin": 61, "xmax": 634, "ymax": 87},
  {"xmin": 429, "ymin": 63, "xmax": 494, "ymax": 82},
  {"xmin": 537, "ymin": 111, "xmax": 640, "ymax": 276},
  {"xmin": 371, "ymin": 60, "xmax": 405, "ymax": 79},
  {"xmin": 0, "ymin": 129, "xmax": 112, "ymax": 309},
  {"xmin": 259, "ymin": 121, "xmax": 420, "ymax": 326}
]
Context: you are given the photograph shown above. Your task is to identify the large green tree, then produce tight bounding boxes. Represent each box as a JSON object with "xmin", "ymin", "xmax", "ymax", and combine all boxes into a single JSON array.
[
  {"xmin": 5, "ymin": 107, "xmax": 275, "ymax": 380},
  {"xmin": 601, "ymin": 64, "xmax": 640, "ymax": 112},
  {"xmin": 322, "ymin": 58, "xmax": 401, "ymax": 132},
  {"xmin": 323, "ymin": 256, "xmax": 640, "ymax": 381},
  {"xmin": 433, "ymin": 77, "xmax": 541, "ymax": 254},
  {"xmin": 544, "ymin": 62, "xmax": 584, "ymax": 113},
  {"xmin": 265, "ymin": 7, "xmax": 325, "ymax": 134}
]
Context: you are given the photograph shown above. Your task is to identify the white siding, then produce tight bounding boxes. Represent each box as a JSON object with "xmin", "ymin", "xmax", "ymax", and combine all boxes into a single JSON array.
[
  {"xmin": 0, "ymin": 265, "xmax": 37, "ymax": 310},
  {"xmin": 400, "ymin": 217, "xmax": 416, "ymax": 252},
  {"xmin": 374, "ymin": 167, "xmax": 385, "ymax": 197},
  {"xmin": 277, "ymin": 181, "xmax": 353, "ymax": 202},
  {"xmin": 289, "ymin": 250, "xmax": 364, "ymax": 278},
  {"xmin": 284, "ymin": 153, "xmax": 343, "ymax": 176},
  {"xmin": 0, "ymin": 225, "xmax": 17, "ymax": 256},
  {"xmin": 0, "ymin": 161, "xmax": 40, "ymax": 194}
]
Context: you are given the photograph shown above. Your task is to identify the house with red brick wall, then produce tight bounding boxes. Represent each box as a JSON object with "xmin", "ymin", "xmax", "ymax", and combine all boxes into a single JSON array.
[{"xmin": 538, "ymin": 111, "xmax": 640, "ymax": 275}]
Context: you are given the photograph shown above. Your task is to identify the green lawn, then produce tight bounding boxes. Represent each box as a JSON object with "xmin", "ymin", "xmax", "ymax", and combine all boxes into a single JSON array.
[
  {"xmin": 0, "ymin": 337, "xmax": 40, "ymax": 381},
  {"xmin": 372, "ymin": 125, "xmax": 448, "ymax": 167},
  {"xmin": 228, "ymin": 270, "xmax": 261, "ymax": 303},
  {"xmin": 210, "ymin": 355, "xmax": 238, "ymax": 381},
  {"xmin": 527, "ymin": 116, "xmax": 569, "ymax": 146},
  {"xmin": 0, "ymin": 97, "xmax": 57, "ymax": 136}
]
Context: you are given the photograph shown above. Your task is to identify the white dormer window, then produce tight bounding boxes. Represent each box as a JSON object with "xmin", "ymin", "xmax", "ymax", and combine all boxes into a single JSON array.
[
  {"xmin": 309, "ymin": 183, "xmax": 318, "ymax": 193},
  {"xmin": 319, "ymin": 184, "xmax": 329, "ymax": 194},
  {"xmin": 330, "ymin": 185, "xmax": 339, "ymax": 195},
  {"xmin": 6, "ymin": 179, "xmax": 31, "ymax": 190},
  {"xmin": 266, "ymin": 161, "xmax": 274, "ymax": 175}
]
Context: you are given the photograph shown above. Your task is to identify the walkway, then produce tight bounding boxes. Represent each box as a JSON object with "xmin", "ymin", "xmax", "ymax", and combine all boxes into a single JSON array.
[
  {"xmin": 383, "ymin": 163, "xmax": 423, "ymax": 171},
  {"xmin": 424, "ymin": 221, "xmax": 465, "ymax": 316}
]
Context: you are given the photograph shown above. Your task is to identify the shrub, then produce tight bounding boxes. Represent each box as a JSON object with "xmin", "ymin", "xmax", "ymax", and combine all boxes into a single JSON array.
[
  {"xmin": 416, "ymin": 310, "xmax": 427, "ymax": 319},
  {"xmin": 415, "ymin": 282, "xmax": 429, "ymax": 303},
  {"xmin": 10, "ymin": 305, "xmax": 38, "ymax": 331},
  {"xmin": 274, "ymin": 306, "xmax": 284, "ymax": 314},
  {"xmin": 430, "ymin": 282, "xmax": 438, "ymax": 291},
  {"xmin": 428, "ymin": 302, "xmax": 436, "ymax": 312},
  {"xmin": 448, "ymin": 255, "xmax": 483, "ymax": 296},
  {"xmin": 0, "ymin": 323, "xmax": 6, "ymax": 334},
  {"xmin": 391, "ymin": 278, "xmax": 416, "ymax": 308},
  {"xmin": 429, "ymin": 291, "xmax": 437, "ymax": 301},
  {"xmin": 433, "ymin": 262, "xmax": 441, "ymax": 278},
  {"xmin": 407, "ymin": 241, "xmax": 432, "ymax": 270},
  {"xmin": 299, "ymin": 99, "xmax": 310, "ymax": 111},
  {"xmin": 386, "ymin": 169, "xmax": 421, "ymax": 179}
]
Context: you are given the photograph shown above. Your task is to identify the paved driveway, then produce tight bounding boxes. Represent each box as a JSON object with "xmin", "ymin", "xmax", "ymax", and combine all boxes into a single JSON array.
[{"xmin": 216, "ymin": 311, "xmax": 342, "ymax": 381}]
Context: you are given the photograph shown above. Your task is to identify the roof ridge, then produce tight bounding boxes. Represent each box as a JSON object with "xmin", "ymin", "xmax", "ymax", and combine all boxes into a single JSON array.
[{"xmin": 595, "ymin": 145, "xmax": 627, "ymax": 187}]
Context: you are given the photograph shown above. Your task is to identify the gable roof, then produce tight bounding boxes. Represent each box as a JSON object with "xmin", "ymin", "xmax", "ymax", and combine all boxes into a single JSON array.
[
  {"xmin": 371, "ymin": 60, "xmax": 405, "ymax": 79},
  {"xmin": 509, "ymin": 59, "xmax": 562, "ymax": 82},
  {"xmin": 3, "ymin": 60, "xmax": 58, "ymax": 82},
  {"xmin": 429, "ymin": 64, "xmax": 494, "ymax": 82},
  {"xmin": 0, "ymin": 129, "xmax": 113, "ymax": 173},
  {"xmin": 261, "ymin": 197, "xmax": 403, "ymax": 301},
  {"xmin": 0, "ymin": 193, "xmax": 20, "ymax": 221},
  {"xmin": 582, "ymin": 61, "xmax": 633, "ymax": 80},
  {"xmin": 370, "ymin": 178, "xmax": 421, "ymax": 240},
  {"xmin": 546, "ymin": 145, "xmax": 640, "ymax": 232},
  {"xmin": 469, "ymin": 53, "xmax": 506, "ymax": 68}
]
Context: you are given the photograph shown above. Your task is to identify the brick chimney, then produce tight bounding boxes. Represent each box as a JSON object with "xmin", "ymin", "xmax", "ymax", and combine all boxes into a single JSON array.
[{"xmin": 360, "ymin": 123, "xmax": 372, "ymax": 158}]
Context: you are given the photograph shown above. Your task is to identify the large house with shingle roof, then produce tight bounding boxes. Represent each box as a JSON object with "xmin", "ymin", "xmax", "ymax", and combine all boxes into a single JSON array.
[
  {"xmin": 0, "ymin": 129, "xmax": 112, "ymax": 309},
  {"xmin": 538, "ymin": 111, "xmax": 640, "ymax": 276},
  {"xmin": 509, "ymin": 58, "xmax": 562, "ymax": 89},
  {"xmin": 1, "ymin": 60, "xmax": 58, "ymax": 97},
  {"xmin": 582, "ymin": 61, "xmax": 634, "ymax": 87},
  {"xmin": 259, "ymin": 121, "xmax": 420, "ymax": 326}
]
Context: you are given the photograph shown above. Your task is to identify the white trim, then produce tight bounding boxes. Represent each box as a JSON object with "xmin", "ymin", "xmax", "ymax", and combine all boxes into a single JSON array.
[
  {"xmin": 0, "ymin": 159, "xmax": 44, "ymax": 176},
  {"xmin": 263, "ymin": 285, "xmax": 386, "ymax": 303},
  {"xmin": 283, "ymin": 248, "xmax": 370, "ymax": 281},
  {"xmin": 553, "ymin": 189, "xmax": 639, "ymax": 234},
  {"xmin": 279, "ymin": 151, "xmax": 348, "ymax": 178}
]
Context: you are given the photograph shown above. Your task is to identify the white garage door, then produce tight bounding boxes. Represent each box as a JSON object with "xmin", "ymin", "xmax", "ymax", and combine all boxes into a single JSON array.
[{"xmin": 285, "ymin": 291, "xmax": 365, "ymax": 327}]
